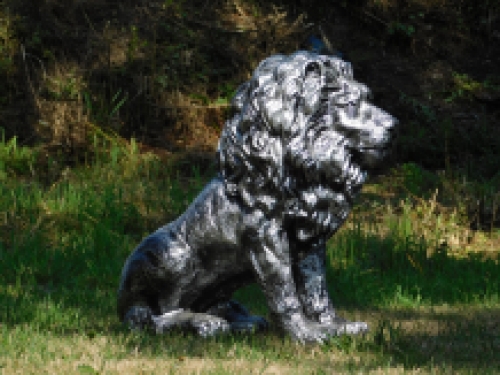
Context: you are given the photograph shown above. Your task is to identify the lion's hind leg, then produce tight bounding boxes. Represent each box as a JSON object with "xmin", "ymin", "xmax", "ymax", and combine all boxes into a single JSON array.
[
  {"xmin": 206, "ymin": 300, "xmax": 268, "ymax": 333},
  {"xmin": 123, "ymin": 306, "xmax": 231, "ymax": 337},
  {"xmin": 153, "ymin": 309, "xmax": 231, "ymax": 337},
  {"xmin": 123, "ymin": 302, "xmax": 268, "ymax": 337}
]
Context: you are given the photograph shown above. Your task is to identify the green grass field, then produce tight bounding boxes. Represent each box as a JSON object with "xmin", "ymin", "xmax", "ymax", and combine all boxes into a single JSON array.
[{"xmin": 1, "ymin": 136, "xmax": 499, "ymax": 374}]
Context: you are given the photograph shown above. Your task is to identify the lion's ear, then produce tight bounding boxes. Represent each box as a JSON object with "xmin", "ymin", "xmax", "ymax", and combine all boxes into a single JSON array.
[{"xmin": 304, "ymin": 61, "xmax": 322, "ymax": 78}]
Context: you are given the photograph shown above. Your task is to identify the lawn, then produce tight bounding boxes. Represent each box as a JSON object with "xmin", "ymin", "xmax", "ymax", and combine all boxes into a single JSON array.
[{"xmin": 1, "ymin": 138, "xmax": 499, "ymax": 374}]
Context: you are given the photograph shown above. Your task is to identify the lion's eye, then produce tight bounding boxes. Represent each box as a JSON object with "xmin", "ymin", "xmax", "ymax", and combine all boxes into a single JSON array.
[
  {"xmin": 347, "ymin": 102, "xmax": 359, "ymax": 119},
  {"xmin": 333, "ymin": 93, "xmax": 349, "ymax": 106}
]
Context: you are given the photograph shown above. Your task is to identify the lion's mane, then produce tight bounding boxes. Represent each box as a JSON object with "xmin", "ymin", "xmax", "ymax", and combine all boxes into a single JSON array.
[{"xmin": 217, "ymin": 51, "xmax": 392, "ymax": 240}]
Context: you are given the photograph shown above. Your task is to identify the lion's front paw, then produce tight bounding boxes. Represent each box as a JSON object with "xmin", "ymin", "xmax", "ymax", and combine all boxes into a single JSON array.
[
  {"xmin": 285, "ymin": 315, "xmax": 369, "ymax": 344},
  {"xmin": 283, "ymin": 314, "xmax": 332, "ymax": 344},
  {"xmin": 322, "ymin": 320, "xmax": 369, "ymax": 336},
  {"xmin": 337, "ymin": 320, "xmax": 369, "ymax": 335},
  {"xmin": 290, "ymin": 324, "xmax": 334, "ymax": 344},
  {"xmin": 190, "ymin": 314, "xmax": 231, "ymax": 337},
  {"xmin": 314, "ymin": 312, "xmax": 369, "ymax": 336}
]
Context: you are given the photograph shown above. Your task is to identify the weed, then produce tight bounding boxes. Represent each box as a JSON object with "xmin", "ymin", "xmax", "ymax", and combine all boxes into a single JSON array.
[
  {"xmin": 0, "ymin": 9, "xmax": 18, "ymax": 76},
  {"xmin": 43, "ymin": 70, "xmax": 83, "ymax": 101},
  {"xmin": 446, "ymin": 72, "xmax": 500, "ymax": 103},
  {"xmin": 83, "ymin": 89, "xmax": 128, "ymax": 131},
  {"xmin": 126, "ymin": 25, "xmax": 148, "ymax": 63},
  {"xmin": 0, "ymin": 128, "xmax": 36, "ymax": 179},
  {"xmin": 388, "ymin": 21, "xmax": 416, "ymax": 38}
]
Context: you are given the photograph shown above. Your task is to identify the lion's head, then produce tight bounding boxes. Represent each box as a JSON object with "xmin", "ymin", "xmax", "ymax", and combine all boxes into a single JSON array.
[{"xmin": 217, "ymin": 51, "xmax": 397, "ymax": 240}]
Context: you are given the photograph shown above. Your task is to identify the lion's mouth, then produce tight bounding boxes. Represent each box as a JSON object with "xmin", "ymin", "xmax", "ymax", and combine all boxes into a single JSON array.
[
  {"xmin": 347, "ymin": 145, "xmax": 393, "ymax": 171},
  {"xmin": 346, "ymin": 144, "xmax": 392, "ymax": 156},
  {"xmin": 348, "ymin": 145, "xmax": 388, "ymax": 151}
]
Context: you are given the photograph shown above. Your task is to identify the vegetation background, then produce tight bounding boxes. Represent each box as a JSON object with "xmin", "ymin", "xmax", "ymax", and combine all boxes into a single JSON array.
[{"xmin": 0, "ymin": 0, "xmax": 499, "ymax": 373}]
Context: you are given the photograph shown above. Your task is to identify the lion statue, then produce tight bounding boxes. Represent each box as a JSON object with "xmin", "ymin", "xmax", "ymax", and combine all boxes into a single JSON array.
[{"xmin": 117, "ymin": 51, "xmax": 397, "ymax": 343}]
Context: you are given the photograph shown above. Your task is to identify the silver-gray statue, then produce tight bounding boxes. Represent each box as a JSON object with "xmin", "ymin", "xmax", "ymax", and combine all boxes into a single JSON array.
[{"xmin": 117, "ymin": 51, "xmax": 397, "ymax": 343}]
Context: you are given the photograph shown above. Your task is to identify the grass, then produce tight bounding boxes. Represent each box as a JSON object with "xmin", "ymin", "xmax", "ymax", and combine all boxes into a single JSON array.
[
  {"xmin": 1, "ymin": 134, "xmax": 499, "ymax": 374},
  {"xmin": 0, "ymin": 0, "xmax": 499, "ymax": 372}
]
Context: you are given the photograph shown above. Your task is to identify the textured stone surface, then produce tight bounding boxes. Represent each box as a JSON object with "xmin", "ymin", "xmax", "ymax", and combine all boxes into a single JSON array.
[{"xmin": 117, "ymin": 51, "xmax": 397, "ymax": 343}]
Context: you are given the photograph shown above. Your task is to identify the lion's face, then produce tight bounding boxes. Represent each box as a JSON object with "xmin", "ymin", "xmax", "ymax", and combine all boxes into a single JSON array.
[
  {"xmin": 332, "ymin": 90, "xmax": 396, "ymax": 171},
  {"xmin": 297, "ymin": 54, "xmax": 397, "ymax": 172},
  {"xmin": 218, "ymin": 51, "xmax": 397, "ymax": 232}
]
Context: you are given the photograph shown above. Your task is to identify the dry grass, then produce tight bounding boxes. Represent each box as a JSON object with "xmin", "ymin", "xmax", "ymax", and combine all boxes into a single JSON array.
[
  {"xmin": 1, "ymin": 306, "xmax": 499, "ymax": 374},
  {"xmin": 3, "ymin": 0, "xmax": 310, "ymax": 154}
]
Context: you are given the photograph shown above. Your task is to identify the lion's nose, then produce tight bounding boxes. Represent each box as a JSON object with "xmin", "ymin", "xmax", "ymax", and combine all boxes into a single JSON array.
[{"xmin": 375, "ymin": 112, "xmax": 398, "ymax": 131}]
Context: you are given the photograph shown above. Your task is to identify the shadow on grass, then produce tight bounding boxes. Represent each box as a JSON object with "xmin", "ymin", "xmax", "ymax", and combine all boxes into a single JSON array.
[
  {"xmin": 1, "ymin": 220, "xmax": 499, "ymax": 372},
  {"xmin": 360, "ymin": 307, "xmax": 500, "ymax": 372},
  {"xmin": 1, "ymin": 144, "xmax": 499, "ymax": 373},
  {"xmin": 327, "ymin": 225, "xmax": 499, "ymax": 308}
]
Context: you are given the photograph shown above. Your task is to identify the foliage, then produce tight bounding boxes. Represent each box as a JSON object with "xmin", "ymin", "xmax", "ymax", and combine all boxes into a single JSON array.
[
  {"xmin": 0, "ymin": 9, "xmax": 17, "ymax": 76},
  {"xmin": 0, "ymin": 138, "xmax": 499, "ymax": 372},
  {"xmin": 83, "ymin": 89, "xmax": 128, "ymax": 131},
  {"xmin": 0, "ymin": 128, "xmax": 37, "ymax": 179},
  {"xmin": 446, "ymin": 73, "xmax": 500, "ymax": 102},
  {"xmin": 0, "ymin": 0, "xmax": 308, "ymax": 149}
]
